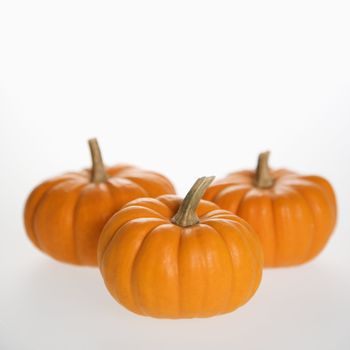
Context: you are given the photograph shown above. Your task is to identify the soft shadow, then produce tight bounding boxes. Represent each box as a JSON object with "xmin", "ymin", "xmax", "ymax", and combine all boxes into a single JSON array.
[{"xmin": 15, "ymin": 257, "xmax": 128, "ymax": 320}]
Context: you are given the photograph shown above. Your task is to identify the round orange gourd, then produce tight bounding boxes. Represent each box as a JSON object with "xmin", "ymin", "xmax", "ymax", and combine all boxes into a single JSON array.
[
  {"xmin": 98, "ymin": 176, "xmax": 263, "ymax": 319},
  {"xmin": 204, "ymin": 152, "xmax": 337, "ymax": 267},
  {"xmin": 24, "ymin": 138, "xmax": 175, "ymax": 266}
]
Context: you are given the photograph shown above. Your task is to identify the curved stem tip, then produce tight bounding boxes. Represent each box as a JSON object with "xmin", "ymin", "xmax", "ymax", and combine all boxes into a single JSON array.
[{"xmin": 172, "ymin": 176, "xmax": 215, "ymax": 227}]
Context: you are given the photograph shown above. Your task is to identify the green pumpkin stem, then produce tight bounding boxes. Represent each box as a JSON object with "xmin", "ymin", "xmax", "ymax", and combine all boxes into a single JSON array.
[
  {"xmin": 88, "ymin": 138, "xmax": 108, "ymax": 183},
  {"xmin": 172, "ymin": 176, "xmax": 215, "ymax": 227}
]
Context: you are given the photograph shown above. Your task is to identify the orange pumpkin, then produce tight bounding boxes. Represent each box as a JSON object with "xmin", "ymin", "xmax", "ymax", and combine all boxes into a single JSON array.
[
  {"xmin": 204, "ymin": 152, "xmax": 337, "ymax": 267},
  {"xmin": 24, "ymin": 138, "xmax": 175, "ymax": 266},
  {"xmin": 98, "ymin": 177, "xmax": 263, "ymax": 319}
]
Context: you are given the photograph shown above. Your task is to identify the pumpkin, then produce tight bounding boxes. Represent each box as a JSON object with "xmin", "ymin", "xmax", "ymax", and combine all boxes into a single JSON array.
[
  {"xmin": 98, "ymin": 176, "xmax": 263, "ymax": 318},
  {"xmin": 204, "ymin": 152, "xmax": 337, "ymax": 267},
  {"xmin": 24, "ymin": 138, "xmax": 175, "ymax": 266}
]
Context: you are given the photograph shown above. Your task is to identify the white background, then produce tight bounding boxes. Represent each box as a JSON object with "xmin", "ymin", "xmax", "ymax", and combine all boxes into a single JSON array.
[{"xmin": 1, "ymin": 1, "xmax": 350, "ymax": 349}]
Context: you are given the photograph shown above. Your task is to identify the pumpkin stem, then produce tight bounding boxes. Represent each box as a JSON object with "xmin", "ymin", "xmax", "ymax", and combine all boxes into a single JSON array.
[
  {"xmin": 88, "ymin": 138, "xmax": 108, "ymax": 183},
  {"xmin": 172, "ymin": 176, "xmax": 215, "ymax": 227},
  {"xmin": 254, "ymin": 151, "xmax": 274, "ymax": 188}
]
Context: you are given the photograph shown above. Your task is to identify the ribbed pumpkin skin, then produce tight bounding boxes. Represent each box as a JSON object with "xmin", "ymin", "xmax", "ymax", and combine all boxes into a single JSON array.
[
  {"xmin": 98, "ymin": 195, "xmax": 263, "ymax": 319},
  {"xmin": 204, "ymin": 170, "xmax": 337, "ymax": 267},
  {"xmin": 24, "ymin": 165, "xmax": 175, "ymax": 266}
]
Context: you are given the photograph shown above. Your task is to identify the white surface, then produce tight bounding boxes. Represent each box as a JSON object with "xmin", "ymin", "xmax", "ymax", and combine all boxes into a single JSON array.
[{"xmin": 1, "ymin": 1, "xmax": 350, "ymax": 349}]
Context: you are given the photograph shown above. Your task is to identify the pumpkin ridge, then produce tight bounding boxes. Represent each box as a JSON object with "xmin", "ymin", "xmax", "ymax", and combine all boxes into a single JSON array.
[
  {"xmin": 270, "ymin": 193, "xmax": 279, "ymax": 267},
  {"xmin": 307, "ymin": 177, "xmax": 337, "ymax": 228},
  {"xmin": 128, "ymin": 176, "xmax": 151, "ymax": 196},
  {"xmin": 201, "ymin": 215, "xmax": 239, "ymax": 224},
  {"xmin": 25, "ymin": 179, "xmax": 68, "ymax": 248},
  {"xmin": 99, "ymin": 216, "xmax": 168, "ymax": 272},
  {"xmin": 230, "ymin": 220, "xmax": 258, "ymax": 303},
  {"xmin": 33, "ymin": 179, "xmax": 86, "ymax": 253},
  {"xmin": 201, "ymin": 218, "xmax": 259, "ymax": 308},
  {"xmin": 234, "ymin": 187, "xmax": 252, "ymax": 216},
  {"xmin": 275, "ymin": 184, "xmax": 315, "ymax": 264},
  {"xmin": 55, "ymin": 181, "xmax": 87, "ymax": 263},
  {"xmin": 98, "ymin": 206, "xmax": 167, "ymax": 260},
  {"xmin": 290, "ymin": 183, "xmax": 320, "ymax": 262},
  {"xmin": 104, "ymin": 178, "xmax": 118, "ymax": 210},
  {"xmin": 107, "ymin": 177, "xmax": 149, "ymax": 197},
  {"xmin": 307, "ymin": 176, "xmax": 337, "ymax": 206},
  {"xmin": 292, "ymin": 186, "xmax": 317, "ymax": 263},
  {"xmin": 72, "ymin": 182, "xmax": 110, "ymax": 265},
  {"xmin": 133, "ymin": 223, "xmax": 182, "ymax": 317},
  {"xmin": 200, "ymin": 209, "xmax": 236, "ymax": 220},
  {"xmin": 122, "ymin": 197, "xmax": 173, "ymax": 218},
  {"xmin": 104, "ymin": 180, "xmax": 140, "ymax": 216},
  {"xmin": 130, "ymin": 223, "xmax": 167, "ymax": 316},
  {"xmin": 235, "ymin": 190, "xmax": 275, "ymax": 267},
  {"xmin": 121, "ymin": 171, "xmax": 175, "ymax": 195},
  {"xmin": 212, "ymin": 183, "xmax": 253, "ymax": 213},
  {"xmin": 194, "ymin": 200, "xmax": 221, "ymax": 218},
  {"xmin": 123, "ymin": 204, "xmax": 170, "ymax": 220},
  {"xmin": 100, "ymin": 219, "xmax": 166, "ymax": 312},
  {"xmin": 201, "ymin": 223, "xmax": 235, "ymax": 313},
  {"xmin": 71, "ymin": 185, "xmax": 87, "ymax": 264},
  {"xmin": 213, "ymin": 184, "xmax": 233, "ymax": 200},
  {"xmin": 176, "ymin": 225, "xmax": 183, "ymax": 317},
  {"xmin": 189, "ymin": 226, "xmax": 208, "ymax": 317},
  {"xmin": 229, "ymin": 219, "xmax": 260, "ymax": 304},
  {"xmin": 272, "ymin": 189, "xmax": 297, "ymax": 265},
  {"xmin": 150, "ymin": 172, "xmax": 176, "ymax": 193}
]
